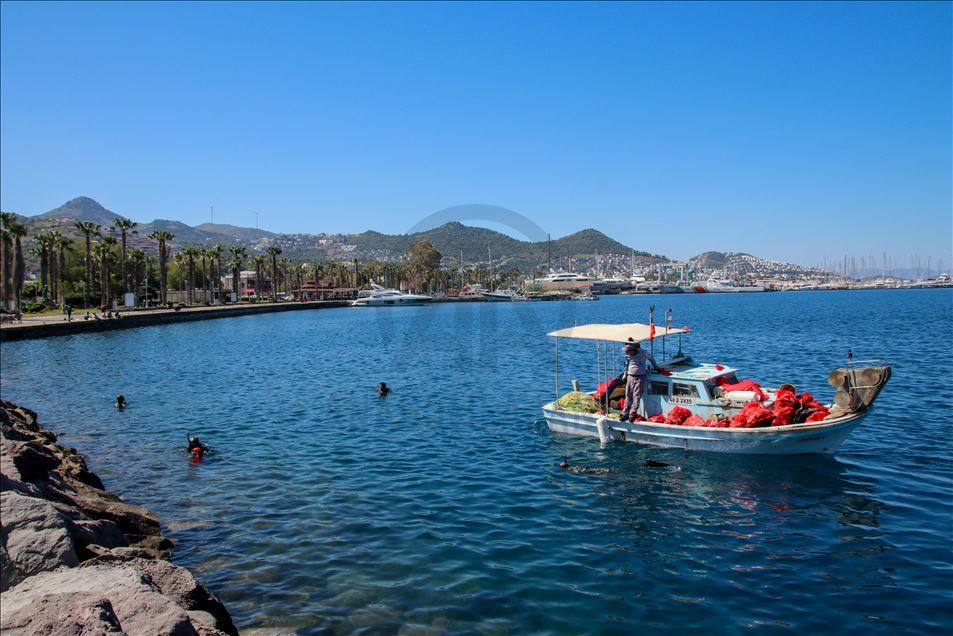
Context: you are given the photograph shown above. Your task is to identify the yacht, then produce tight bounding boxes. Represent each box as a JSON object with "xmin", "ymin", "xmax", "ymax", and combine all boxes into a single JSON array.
[
  {"xmin": 532, "ymin": 272, "xmax": 596, "ymax": 292},
  {"xmin": 690, "ymin": 279, "xmax": 768, "ymax": 293},
  {"xmin": 351, "ymin": 283, "xmax": 433, "ymax": 306}
]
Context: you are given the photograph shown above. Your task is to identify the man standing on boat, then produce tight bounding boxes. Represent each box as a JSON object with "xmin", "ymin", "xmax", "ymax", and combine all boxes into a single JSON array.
[{"xmin": 619, "ymin": 339, "xmax": 659, "ymax": 422}]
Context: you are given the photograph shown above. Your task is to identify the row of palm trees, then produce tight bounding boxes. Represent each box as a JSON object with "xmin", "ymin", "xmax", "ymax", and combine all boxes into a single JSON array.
[{"xmin": 2, "ymin": 214, "xmax": 533, "ymax": 314}]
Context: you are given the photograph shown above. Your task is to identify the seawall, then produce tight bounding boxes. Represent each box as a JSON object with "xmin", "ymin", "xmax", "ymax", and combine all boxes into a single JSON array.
[
  {"xmin": 0, "ymin": 300, "xmax": 349, "ymax": 342},
  {"xmin": 0, "ymin": 400, "xmax": 240, "ymax": 635}
]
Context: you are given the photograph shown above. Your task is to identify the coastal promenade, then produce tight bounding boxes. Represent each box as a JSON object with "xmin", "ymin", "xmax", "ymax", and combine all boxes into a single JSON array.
[{"xmin": 0, "ymin": 300, "xmax": 350, "ymax": 342}]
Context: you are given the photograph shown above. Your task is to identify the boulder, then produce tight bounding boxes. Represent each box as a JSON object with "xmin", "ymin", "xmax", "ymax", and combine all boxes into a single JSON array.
[
  {"xmin": 67, "ymin": 518, "xmax": 130, "ymax": 551},
  {"xmin": 0, "ymin": 564, "xmax": 198, "ymax": 635},
  {"xmin": 1, "ymin": 491, "xmax": 79, "ymax": 591},
  {"xmin": 6, "ymin": 440, "xmax": 60, "ymax": 482},
  {"xmin": 86, "ymin": 556, "xmax": 238, "ymax": 636},
  {"xmin": 0, "ymin": 591, "xmax": 125, "ymax": 634},
  {"xmin": 39, "ymin": 473, "xmax": 166, "ymax": 553}
]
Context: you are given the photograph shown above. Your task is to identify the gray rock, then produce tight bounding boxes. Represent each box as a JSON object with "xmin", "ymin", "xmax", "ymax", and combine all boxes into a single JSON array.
[
  {"xmin": 1, "ymin": 491, "xmax": 79, "ymax": 591},
  {"xmin": 0, "ymin": 564, "xmax": 198, "ymax": 635},
  {"xmin": 86, "ymin": 556, "xmax": 238, "ymax": 636},
  {"xmin": 68, "ymin": 518, "xmax": 130, "ymax": 551},
  {"xmin": 0, "ymin": 591, "xmax": 125, "ymax": 635}
]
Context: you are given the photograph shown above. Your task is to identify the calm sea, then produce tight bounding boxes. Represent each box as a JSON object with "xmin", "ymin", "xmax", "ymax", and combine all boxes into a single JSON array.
[{"xmin": 2, "ymin": 290, "xmax": 951, "ymax": 635}]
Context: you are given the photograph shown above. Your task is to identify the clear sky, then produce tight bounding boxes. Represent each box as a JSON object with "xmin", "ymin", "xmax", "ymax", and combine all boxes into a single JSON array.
[{"xmin": 1, "ymin": 1, "xmax": 950, "ymax": 268}]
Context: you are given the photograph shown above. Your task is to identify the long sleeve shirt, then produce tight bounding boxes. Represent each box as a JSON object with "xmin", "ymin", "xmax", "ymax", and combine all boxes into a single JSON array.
[{"xmin": 624, "ymin": 349, "xmax": 658, "ymax": 377}]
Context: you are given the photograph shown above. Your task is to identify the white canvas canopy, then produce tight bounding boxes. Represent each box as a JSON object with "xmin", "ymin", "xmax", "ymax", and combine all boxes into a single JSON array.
[{"xmin": 547, "ymin": 322, "xmax": 690, "ymax": 343}]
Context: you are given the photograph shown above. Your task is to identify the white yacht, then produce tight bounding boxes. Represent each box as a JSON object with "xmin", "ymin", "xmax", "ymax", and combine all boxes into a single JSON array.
[
  {"xmin": 351, "ymin": 283, "xmax": 433, "ymax": 306},
  {"xmin": 532, "ymin": 272, "xmax": 595, "ymax": 292}
]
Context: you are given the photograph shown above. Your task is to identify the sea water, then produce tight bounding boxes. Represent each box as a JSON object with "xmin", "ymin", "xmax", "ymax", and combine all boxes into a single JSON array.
[{"xmin": 1, "ymin": 289, "xmax": 951, "ymax": 634}]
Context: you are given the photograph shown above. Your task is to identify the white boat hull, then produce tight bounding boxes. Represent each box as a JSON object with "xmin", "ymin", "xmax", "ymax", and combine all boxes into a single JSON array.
[
  {"xmin": 351, "ymin": 297, "xmax": 432, "ymax": 306},
  {"xmin": 542, "ymin": 403, "xmax": 865, "ymax": 455}
]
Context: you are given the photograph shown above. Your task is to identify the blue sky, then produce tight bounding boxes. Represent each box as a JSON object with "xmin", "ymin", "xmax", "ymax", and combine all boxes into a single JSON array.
[{"xmin": 1, "ymin": 1, "xmax": 950, "ymax": 267}]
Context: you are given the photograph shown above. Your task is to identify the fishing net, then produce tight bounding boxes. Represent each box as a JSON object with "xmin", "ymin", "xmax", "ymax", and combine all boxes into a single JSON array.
[{"xmin": 557, "ymin": 391, "xmax": 603, "ymax": 414}]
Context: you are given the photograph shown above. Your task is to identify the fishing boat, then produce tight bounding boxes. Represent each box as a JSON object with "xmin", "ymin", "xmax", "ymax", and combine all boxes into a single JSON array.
[
  {"xmin": 483, "ymin": 286, "xmax": 525, "ymax": 302},
  {"xmin": 541, "ymin": 322, "xmax": 890, "ymax": 454},
  {"xmin": 350, "ymin": 283, "xmax": 433, "ymax": 306}
]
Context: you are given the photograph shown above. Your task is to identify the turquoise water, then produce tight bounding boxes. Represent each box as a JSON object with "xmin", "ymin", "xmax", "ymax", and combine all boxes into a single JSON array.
[{"xmin": 2, "ymin": 290, "xmax": 951, "ymax": 634}]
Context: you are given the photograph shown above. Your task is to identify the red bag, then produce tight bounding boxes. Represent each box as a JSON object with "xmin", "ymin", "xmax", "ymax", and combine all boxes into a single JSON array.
[
  {"xmin": 732, "ymin": 402, "xmax": 775, "ymax": 428},
  {"xmin": 665, "ymin": 406, "xmax": 692, "ymax": 425},
  {"xmin": 633, "ymin": 414, "xmax": 646, "ymax": 422},
  {"xmin": 806, "ymin": 410, "xmax": 830, "ymax": 422},
  {"xmin": 683, "ymin": 414, "xmax": 706, "ymax": 427},
  {"xmin": 773, "ymin": 405, "xmax": 796, "ymax": 426},
  {"xmin": 775, "ymin": 389, "xmax": 799, "ymax": 409},
  {"xmin": 647, "ymin": 414, "xmax": 665, "ymax": 423}
]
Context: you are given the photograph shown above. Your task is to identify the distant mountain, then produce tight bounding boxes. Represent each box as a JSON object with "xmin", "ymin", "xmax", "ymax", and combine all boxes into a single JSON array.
[
  {"xmin": 689, "ymin": 251, "xmax": 824, "ymax": 277},
  {"xmin": 19, "ymin": 196, "xmax": 661, "ymax": 270},
  {"xmin": 341, "ymin": 221, "xmax": 661, "ymax": 269},
  {"xmin": 33, "ymin": 196, "xmax": 121, "ymax": 226}
]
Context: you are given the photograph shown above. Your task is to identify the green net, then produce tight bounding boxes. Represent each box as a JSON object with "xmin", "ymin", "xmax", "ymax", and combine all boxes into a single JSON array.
[{"xmin": 557, "ymin": 391, "xmax": 602, "ymax": 413}]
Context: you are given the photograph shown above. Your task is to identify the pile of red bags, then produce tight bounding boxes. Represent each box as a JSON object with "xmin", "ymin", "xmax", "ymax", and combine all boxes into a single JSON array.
[
  {"xmin": 729, "ymin": 402, "xmax": 775, "ymax": 428},
  {"xmin": 640, "ymin": 387, "xmax": 830, "ymax": 429},
  {"xmin": 664, "ymin": 406, "xmax": 692, "ymax": 425}
]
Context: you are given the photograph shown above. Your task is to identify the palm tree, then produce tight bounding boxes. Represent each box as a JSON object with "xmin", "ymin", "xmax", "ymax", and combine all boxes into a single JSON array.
[
  {"xmin": 227, "ymin": 245, "xmax": 247, "ymax": 301},
  {"xmin": 9, "ymin": 222, "xmax": 26, "ymax": 312},
  {"xmin": 51, "ymin": 232, "xmax": 70, "ymax": 308},
  {"xmin": 113, "ymin": 217, "xmax": 137, "ymax": 297},
  {"xmin": 251, "ymin": 255, "xmax": 266, "ymax": 300},
  {"xmin": 94, "ymin": 235, "xmax": 118, "ymax": 308},
  {"xmin": 30, "ymin": 232, "xmax": 53, "ymax": 302},
  {"xmin": 74, "ymin": 221, "xmax": 100, "ymax": 309},
  {"xmin": 266, "ymin": 246, "xmax": 282, "ymax": 301},
  {"xmin": 0, "ymin": 212, "xmax": 17, "ymax": 310},
  {"xmin": 148, "ymin": 230, "xmax": 175, "ymax": 305},
  {"xmin": 128, "ymin": 248, "xmax": 145, "ymax": 305},
  {"xmin": 208, "ymin": 244, "xmax": 224, "ymax": 303},
  {"xmin": 176, "ymin": 245, "xmax": 201, "ymax": 305}
]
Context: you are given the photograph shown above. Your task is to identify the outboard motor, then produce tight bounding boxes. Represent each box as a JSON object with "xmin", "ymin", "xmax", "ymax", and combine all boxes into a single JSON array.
[{"xmin": 828, "ymin": 365, "xmax": 891, "ymax": 412}]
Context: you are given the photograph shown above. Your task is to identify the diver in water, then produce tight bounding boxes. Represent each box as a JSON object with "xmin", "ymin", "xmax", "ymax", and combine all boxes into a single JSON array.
[
  {"xmin": 187, "ymin": 436, "xmax": 209, "ymax": 458},
  {"xmin": 115, "ymin": 395, "xmax": 127, "ymax": 409},
  {"xmin": 378, "ymin": 382, "xmax": 391, "ymax": 397}
]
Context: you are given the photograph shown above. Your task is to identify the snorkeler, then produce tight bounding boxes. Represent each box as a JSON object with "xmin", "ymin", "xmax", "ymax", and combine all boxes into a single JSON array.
[
  {"xmin": 115, "ymin": 395, "xmax": 127, "ymax": 409},
  {"xmin": 378, "ymin": 382, "xmax": 391, "ymax": 397},
  {"xmin": 187, "ymin": 436, "xmax": 209, "ymax": 458}
]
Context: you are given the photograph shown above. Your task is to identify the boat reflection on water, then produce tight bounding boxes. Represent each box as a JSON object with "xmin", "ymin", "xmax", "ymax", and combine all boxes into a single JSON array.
[{"xmin": 550, "ymin": 443, "xmax": 896, "ymax": 601}]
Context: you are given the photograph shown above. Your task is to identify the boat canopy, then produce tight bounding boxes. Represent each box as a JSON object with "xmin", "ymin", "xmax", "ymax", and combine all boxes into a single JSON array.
[{"xmin": 547, "ymin": 322, "xmax": 690, "ymax": 343}]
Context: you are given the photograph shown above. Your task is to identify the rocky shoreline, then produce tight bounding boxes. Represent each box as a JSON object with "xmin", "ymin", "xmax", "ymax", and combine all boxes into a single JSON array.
[{"xmin": 0, "ymin": 400, "xmax": 239, "ymax": 635}]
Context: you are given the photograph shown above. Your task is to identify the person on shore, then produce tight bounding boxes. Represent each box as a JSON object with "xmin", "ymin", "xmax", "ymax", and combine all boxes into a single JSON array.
[
  {"xmin": 378, "ymin": 382, "xmax": 391, "ymax": 397},
  {"xmin": 84, "ymin": 312, "xmax": 91, "ymax": 320},
  {"xmin": 115, "ymin": 395, "xmax": 127, "ymax": 409},
  {"xmin": 618, "ymin": 339, "xmax": 659, "ymax": 423},
  {"xmin": 65, "ymin": 304, "xmax": 73, "ymax": 321},
  {"xmin": 115, "ymin": 310, "xmax": 121, "ymax": 319}
]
